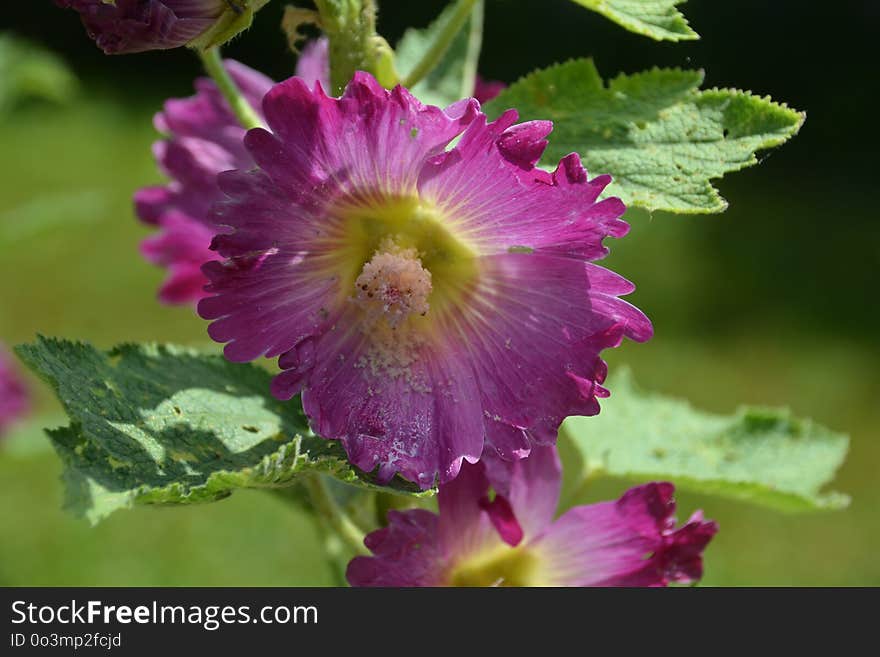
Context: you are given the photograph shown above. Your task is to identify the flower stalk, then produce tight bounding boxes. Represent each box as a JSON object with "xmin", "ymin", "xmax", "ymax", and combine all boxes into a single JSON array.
[
  {"xmin": 314, "ymin": 0, "xmax": 397, "ymax": 94},
  {"xmin": 303, "ymin": 474, "xmax": 370, "ymax": 557},
  {"xmin": 198, "ymin": 46, "xmax": 263, "ymax": 130}
]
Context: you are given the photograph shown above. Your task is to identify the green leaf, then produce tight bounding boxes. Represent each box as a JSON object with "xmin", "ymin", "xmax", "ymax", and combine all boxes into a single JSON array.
[
  {"xmin": 0, "ymin": 33, "xmax": 78, "ymax": 114},
  {"xmin": 16, "ymin": 337, "xmax": 423, "ymax": 524},
  {"xmin": 570, "ymin": 0, "xmax": 698, "ymax": 41},
  {"xmin": 560, "ymin": 370, "xmax": 849, "ymax": 511},
  {"xmin": 395, "ymin": 0, "xmax": 483, "ymax": 108},
  {"xmin": 483, "ymin": 59, "xmax": 805, "ymax": 214}
]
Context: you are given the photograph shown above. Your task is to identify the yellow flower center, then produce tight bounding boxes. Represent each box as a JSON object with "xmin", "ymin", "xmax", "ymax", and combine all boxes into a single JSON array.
[
  {"xmin": 448, "ymin": 546, "xmax": 540, "ymax": 587},
  {"xmin": 322, "ymin": 194, "xmax": 479, "ymax": 321},
  {"xmin": 311, "ymin": 193, "xmax": 480, "ymax": 387}
]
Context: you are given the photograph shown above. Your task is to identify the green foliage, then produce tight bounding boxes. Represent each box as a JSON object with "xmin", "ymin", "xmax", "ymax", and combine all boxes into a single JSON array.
[
  {"xmin": 395, "ymin": 0, "xmax": 482, "ymax": 107},
  {"xmin": 561, "ymin": 370, "xmax": 849, "ymax": 511},
  {"xmin": 0, "ymin": 34, "xmax": 77, "ymax": 114},
  {"xmin": 16, "ymin": 337, "xmax": 423, "ymax": 524},
  {"xmin": 570, "ymin": 0, "xmax": 697, "ymax": 41},
  {"xmin": 483, "ymin": 59, "xmax": 804, "ymax": 213}
]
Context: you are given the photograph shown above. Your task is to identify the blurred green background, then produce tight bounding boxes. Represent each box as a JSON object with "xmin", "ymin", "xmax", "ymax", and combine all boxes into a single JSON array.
[{"xmin": 0, "ymin": 1, "xmax": 877, "ymax": 585}]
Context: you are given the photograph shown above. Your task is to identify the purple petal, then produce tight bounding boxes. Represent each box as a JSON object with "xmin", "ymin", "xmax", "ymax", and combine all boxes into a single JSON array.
[
  {"xmin": 140, "ymin": 211, "xmax": 219, "ymax": 304},
  {"xmin": 446, "ymin": 253, "xmax": 651, "ymax": 452},
  {"xmin": 482, "ymin": 445, "xmax": 561, "ymax": 541},
  {"xmin": 346, "ymin": 509, "xmax": 446, "ymax": 586},
  {"xmin": 530, "ymin": 482, "xmax": 718, "ymax": 586},
  {"xmin": 420, "ymin": 116, "xmax": 632, "ymax": 260},
  {"xmin": 255, "ymin": 72, "xmax": 478, "ymax": 195},
  {"xmin": 350, "ymin": 458, "xmax": 523, "ymax": 586},
  {"xmin": 294, "ymin": 308, "xmax": 485, "ymax": 489},
  {"xmin": 295, "ymin": 37, "xmax": 330, "ymax": 91},
  {"xmin": 437, "ymin": 458, "xmax": 509, "ymax": 561},
  {"xmin": 496, "ymin": 120, "xmax": 553, "ymax": 170},
  {"xmin": 135, "ymin": 60, "xmax": 271, "ymax": 307},
  {"xmin": 478, "ymin": 493, "xmax": 524, "ymax": 547}
]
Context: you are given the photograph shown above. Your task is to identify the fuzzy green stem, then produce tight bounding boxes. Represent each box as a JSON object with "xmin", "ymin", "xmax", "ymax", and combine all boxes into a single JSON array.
[
  {"xmin": 198, "ymin": 46, "xmax": 263, "ymax": 130},
  {"xmin": 303, "ymin": 474, "xmax": 370, "ymax": 557},
  {"xmin": 401, "ymin": 0, "xmax": 480, "ymax": 88},
  {"xmin": 314, "ymin": 0, "xmax": 396, "ymax": 94}
]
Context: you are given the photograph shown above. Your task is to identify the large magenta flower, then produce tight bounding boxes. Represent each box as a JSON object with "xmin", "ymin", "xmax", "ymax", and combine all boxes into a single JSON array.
[
  {"xmin": 198, "ymin": 71, "xmax": 651, "ymax": 488},
  {"xmin": 0, "ymin": 344, "xmax": 30, "ymax": 437},
  {"xmin": 56, "ymin": 0, "xmax": 242, "ymax": 54},
  {"xmin": 347, "ymin": 447, "xmax": 717, "ymax": 586},
  {"xmin": 135, "ymin": 43, "xmax": 502, "ymax": 306},
  {"xmin": 134, "ymin": 60, "xmax": 272, "ymax": 304}
]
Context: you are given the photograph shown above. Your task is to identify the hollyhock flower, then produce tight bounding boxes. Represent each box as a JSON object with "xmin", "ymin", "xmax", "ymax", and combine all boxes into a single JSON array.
[
  {"xmin": 135, "ymin": 49, "xmax": 333, "ymax": 306},
  {"xmin": 56, "ymin": 0, "xmax": 266, "ymax": 55},
  {"xmin": 0, "ymin": 344, "xmax": 30, "ymax": 437},
  {"xmin": 347, "ymin": 447, "xmax": 717, "ymax": 586},
  {"xmin": 198, "ymin": 71, "xmax": 652, "ymax": 488},
  {"xmin": 134, "ymin": 60, "xmax": 272, "ymax": 304}
]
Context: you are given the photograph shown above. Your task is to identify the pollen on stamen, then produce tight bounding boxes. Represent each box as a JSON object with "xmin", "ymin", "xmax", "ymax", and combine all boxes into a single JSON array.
[
  {"xmin": 354, "ymin": 237, "xmax": 432, "ymax": 327},
  {"xmin": 353, "ymin": 238, "xmax": 433, "ymax": 391}
]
